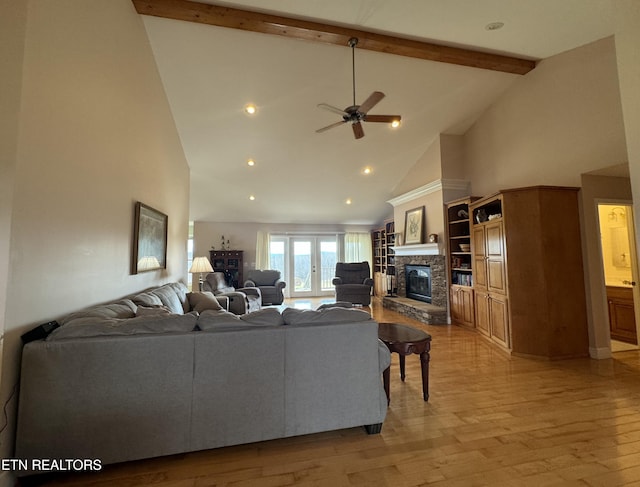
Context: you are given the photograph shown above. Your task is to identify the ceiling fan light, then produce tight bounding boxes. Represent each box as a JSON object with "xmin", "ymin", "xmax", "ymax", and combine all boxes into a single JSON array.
[
  {"xmin": 315, "ymin": 38, "xmax": 401, "ymax": 140},
  {"xmin": 391, "ymin": 120, "xmax": 401, "ymax": 128}
]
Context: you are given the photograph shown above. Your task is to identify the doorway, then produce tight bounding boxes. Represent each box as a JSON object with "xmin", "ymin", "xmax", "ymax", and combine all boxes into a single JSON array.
[
  {"xmin": 597, "ymin": 203, "xmax": 640, "ymax": 351},
  {"xmin": 289, "ymin": 237, "xmax": 338, "ymax": 297}
]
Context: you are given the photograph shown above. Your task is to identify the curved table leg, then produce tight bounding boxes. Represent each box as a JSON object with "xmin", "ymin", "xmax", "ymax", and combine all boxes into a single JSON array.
[{"xmin": 420, "ymin": 350, "xmax": 430, "ymax": 401}]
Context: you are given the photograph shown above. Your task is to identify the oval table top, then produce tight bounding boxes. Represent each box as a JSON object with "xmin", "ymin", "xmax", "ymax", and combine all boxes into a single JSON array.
[{"xmin": 378, "ymin": 322, "xmax": 431, "ymax": 345}]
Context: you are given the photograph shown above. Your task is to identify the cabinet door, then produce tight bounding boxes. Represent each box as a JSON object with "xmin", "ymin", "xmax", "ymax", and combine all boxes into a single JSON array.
[
  {"xmin": 472, "ymin": 226, "xmax": 486, "ymax": 256},
  {"xmin": 472, "ymin": 226, "xmax": 488, "ymax": 289},
  {"xmin": 607, "ymin": 287, "xmax": 638, "ymax": 344},
  {"xmin": 450, "ymin": 286, "xmax": 462, "ymax": 323},
  {"xmin": 474, "ymin": 290, "xmax": 490, "ymax": 337},
  {"xmin": 451, "ymin": 286, "xmax": 475, "ymax": 328},
  {"xmin": 485, "ymin": 221, "xmax": 506, "ymax": 294},
  {"xmin": 460, "ymin": 287, "xmax": 475, "ymax": 328},
  {"xmin": 489, "ymin": 294, "xmax": 510, "ymax": 348}
]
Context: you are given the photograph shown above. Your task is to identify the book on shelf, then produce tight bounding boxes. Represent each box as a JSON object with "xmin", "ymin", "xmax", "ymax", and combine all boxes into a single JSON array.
[{"xmin": 453, "ymin": 272, "xmax": 473, "ymax": 286}]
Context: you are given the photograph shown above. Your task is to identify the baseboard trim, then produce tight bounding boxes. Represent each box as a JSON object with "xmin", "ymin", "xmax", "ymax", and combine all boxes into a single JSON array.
[{"xmin": 589, "ymin": 346, "xmax": 612, "ymax": 360}]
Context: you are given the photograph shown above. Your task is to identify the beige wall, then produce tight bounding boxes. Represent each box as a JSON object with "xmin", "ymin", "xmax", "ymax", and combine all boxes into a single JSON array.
[
  {"xmin": 440, "ymin": 134, "xmax": 466, "ymax": 180},
  {"xmin": 390, "ymin": 134, "xmax": 469, "ymax": 248},
  {"xmin": 0, "ymin": 1, "xmax": 27, "ymax": 482},
  {"xmin": 460, "ymin": 34, "xmax": 635, "ymax": 360},
  {"xmin": 464, "ymin": 37, "xmax": 627, "ymax": 196},
  {"xmin": 615, "ymin": 0, "xmax": 640, "ymax": 305},
  {"xmin": 393, "ymin": 191, "xmax": 444, "ymax": 249},
  {"xmin": 392, "ymin": 137, "xmax": 442, "ymax": 197},
  {"xmin": 0, "ymin": 0, "xmax": 190, "ymax": 469}
]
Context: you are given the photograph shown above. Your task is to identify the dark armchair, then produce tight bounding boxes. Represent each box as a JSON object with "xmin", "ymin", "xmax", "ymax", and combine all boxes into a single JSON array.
[
  {"xmin": 202, "ymin": 272, "xmax": 261, "ymax": 315},
  {"xmin": 244, "ymin": 269, "xmax": 286, "ymax": 305},
  {"xmin": 332, "ymin": 262, "xmax": 374, "ymax": 306}
]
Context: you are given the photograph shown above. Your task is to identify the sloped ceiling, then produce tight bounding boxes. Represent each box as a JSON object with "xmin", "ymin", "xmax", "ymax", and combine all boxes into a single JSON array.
[{"xmin": 138, "ymin": 0, "xmax": 614, "ymax": 224}]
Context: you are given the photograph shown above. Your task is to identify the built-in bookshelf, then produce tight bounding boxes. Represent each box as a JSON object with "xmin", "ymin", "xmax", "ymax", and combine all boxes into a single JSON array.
[
  {"xmin": 385, "ymin": 220, "xmax": 396, "ymax": 279},
  {"xmin": 371, "ymin": 220, "xmax": 395, "ymax": 296},
  {"xmin": 447, "ymin": 200, "xmax": 473, "ymax": 287},
  {"xmin": 446, "ymin": 197, "xmax": 478, "ymax": 328}
]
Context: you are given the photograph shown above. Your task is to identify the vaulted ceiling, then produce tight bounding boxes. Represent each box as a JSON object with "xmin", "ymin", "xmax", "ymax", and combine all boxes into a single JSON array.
[{"xmin": 136, "ymin": 0, "xmax": 615, "ymax": 225}]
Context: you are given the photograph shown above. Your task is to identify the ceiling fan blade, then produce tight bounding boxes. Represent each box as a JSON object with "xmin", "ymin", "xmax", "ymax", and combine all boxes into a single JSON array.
[
  {"xmin": 358, "ymin": 91, "xmax": 385, "ymax": 114},
  {"xmin": 364, "ymin": 114, "xmax": 402, "ymax": 123},
  {"xmin": 316, "ymin": 120, "xmax": 346, "ymax": 133},
  {"xmin": 352, "ymin": 121, "xmax": 365, "ymax": 139},
  {"xmin": 317, "ymin": 103, "xmax": 348, "ymax": 117}
]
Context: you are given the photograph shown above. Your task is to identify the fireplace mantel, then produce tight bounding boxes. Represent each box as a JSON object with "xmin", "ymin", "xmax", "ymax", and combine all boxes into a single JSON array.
[{"xmin": 391, "ymin": 243, "xmax": 440, "ymax": 256}]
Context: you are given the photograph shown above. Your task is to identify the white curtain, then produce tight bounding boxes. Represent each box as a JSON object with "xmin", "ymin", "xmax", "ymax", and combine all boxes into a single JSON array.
[
  {"xmin": 344, "ymin": 232, "xmax": 373, "ymax": 265},
  {"xmin": 255, "ymin": 231, "xmax": 271, "ymax": 270}
]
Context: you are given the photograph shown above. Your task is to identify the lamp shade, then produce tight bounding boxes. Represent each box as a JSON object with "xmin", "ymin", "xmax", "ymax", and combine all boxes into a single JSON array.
[{"xmin": 189, "ymin": 256, "xmax": 213, "ymax": 274}]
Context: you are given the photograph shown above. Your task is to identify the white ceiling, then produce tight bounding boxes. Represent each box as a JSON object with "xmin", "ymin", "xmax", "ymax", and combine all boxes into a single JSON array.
[{"xmin": 140, "ymin": 0, "xmax": 615, "ymax": 225}]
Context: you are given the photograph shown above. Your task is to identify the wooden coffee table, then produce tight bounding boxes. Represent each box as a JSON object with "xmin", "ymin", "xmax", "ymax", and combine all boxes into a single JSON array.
[{"xmin": 378, "ymin": 322, "xmax": 432, "ymax": 403}]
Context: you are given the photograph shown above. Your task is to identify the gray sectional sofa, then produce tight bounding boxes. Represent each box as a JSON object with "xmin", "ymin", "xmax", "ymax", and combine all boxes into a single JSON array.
[{"xmin": 15, "ymin": 282, "xmax": 390, "ymax": 474}]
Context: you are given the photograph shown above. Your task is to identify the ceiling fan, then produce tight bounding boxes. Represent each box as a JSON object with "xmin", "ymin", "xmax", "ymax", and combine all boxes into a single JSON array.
[{"xmin": 316, "ymin": 37, "xmax": 401, "ymax": 140}]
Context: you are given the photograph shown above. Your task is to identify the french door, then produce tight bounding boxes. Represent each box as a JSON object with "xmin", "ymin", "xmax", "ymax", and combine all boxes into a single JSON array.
[{"xmin": 289, "ymin": 237, "xmax": 338, "ymax": 297}]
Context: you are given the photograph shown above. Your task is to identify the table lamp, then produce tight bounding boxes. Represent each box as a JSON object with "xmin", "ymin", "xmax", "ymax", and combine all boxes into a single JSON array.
[{"xmin": 189, "ymin": 256, "xmax": 213, "ymax": 291}]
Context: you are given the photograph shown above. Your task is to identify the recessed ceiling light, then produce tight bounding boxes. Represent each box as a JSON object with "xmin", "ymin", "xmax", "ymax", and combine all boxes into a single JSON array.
[
  {"xmin": 249, "ymin": 195, "xmax": 256, "ymax": 201},
  {"xmin": 485, "ymin": 22, "xmax": 504, "ymax": 31},
  {"xmin": 247, "ymin": 159, "xmax": 255, "ymax": 166},
  {"xmin": 244, "ymin": 104, "xmax": 257, "ymax": 115},
  {"xmin": 345, "ymin": 198, "xmax": 352, "ymax": 205},
  {"xmin": 391, "ymin": 120, "xmax": 401, "ymax": 128},
  {"xmin": 363, "ymin": 167, "xmax": 372, "ymax": 175}
]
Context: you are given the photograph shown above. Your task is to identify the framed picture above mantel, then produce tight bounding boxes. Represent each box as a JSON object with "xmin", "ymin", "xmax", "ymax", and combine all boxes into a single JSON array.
[
  {"xmin": 404, "ymin": 206, "xmax": 425, "ymax": 245},
  {"xmin": 132, "ymin": 202, "xmax": 168, "ymax": 274}
]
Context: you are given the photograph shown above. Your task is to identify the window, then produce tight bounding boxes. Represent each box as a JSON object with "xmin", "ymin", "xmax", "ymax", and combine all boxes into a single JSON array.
[{"xmin": 187, "ymin": 221, "xmax": 194, "ymax": 289}]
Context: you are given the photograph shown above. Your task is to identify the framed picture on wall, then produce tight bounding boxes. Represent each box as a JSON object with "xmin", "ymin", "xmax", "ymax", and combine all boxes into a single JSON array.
[
  {"xmin": 132, "ymin": 202, "xmax": 168, "ymax": 274},
  {"xmin": 404, "ymin": 206, "xmax": 425, "ymax": 245}
]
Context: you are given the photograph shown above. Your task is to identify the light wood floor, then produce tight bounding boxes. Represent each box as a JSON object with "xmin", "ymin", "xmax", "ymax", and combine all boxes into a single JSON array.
[{"xmin": 23, "ymin": 298, "xmax": 640, "ymax": 487}]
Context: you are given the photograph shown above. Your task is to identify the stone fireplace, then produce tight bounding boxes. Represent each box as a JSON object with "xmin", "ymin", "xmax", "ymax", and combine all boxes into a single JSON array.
[
  {"xmin": 383, "ymin": 251, "xmax": 448, "ymax": 324},
  {"xmin": 405, "ymin": 264, "xmax": 432, "ymax": 303},
  {"xmin": 395, "ymin": 254, "xmax": 446, "ymax": 307}
]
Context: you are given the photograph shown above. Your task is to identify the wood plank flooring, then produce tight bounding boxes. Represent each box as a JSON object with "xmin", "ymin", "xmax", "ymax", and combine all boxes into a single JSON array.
[{"xmin": 21, "ymin": 298, "xmax": 640, "ymax": 487}]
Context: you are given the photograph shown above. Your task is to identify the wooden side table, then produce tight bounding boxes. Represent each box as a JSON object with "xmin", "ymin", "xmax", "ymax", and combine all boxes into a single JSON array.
[{"xmin": 378, "ymin": 322, "xmax": 432, "ymax": 403}]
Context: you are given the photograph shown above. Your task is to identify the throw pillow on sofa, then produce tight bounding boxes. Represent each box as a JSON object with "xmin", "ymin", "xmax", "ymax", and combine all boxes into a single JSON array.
[
  {"xmin": 198, "ymin": 308, "xmax": 284, "ymax": 331},
  {"xmin": 59, "ymin": 299, "xmax": 137, "ymax": 325},
  {"xmin": 282, "ymin": 307, "xmax": 372, "ymax": 325},
  {"xmin": 169, "ymin": 282, "xmax": 190, "ymax": 313},
  {"xmin": 149, "ymin": 284, "xmax": 185, "ymax": 314},
  {"xmin": 47, "ymin": 312, "xmax": 199, "ymax": 340},
  {"xmin": 136, "ymin": 305, "xmax": 172, "ymax": 316},
  {"xmin": 131, "ymin": 292, "xmax": 164, "ymax": 308},
  {"xmin": 240, "ymin": 308, "xmax": 285, "ymax": 326},
  {"xmin": 188, "ymin": 292, "xmax": 223, "ymax": 313}
]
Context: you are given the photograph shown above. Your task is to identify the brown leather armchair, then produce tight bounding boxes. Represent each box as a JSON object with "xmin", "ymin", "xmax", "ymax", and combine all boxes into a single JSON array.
[
  {"xmin": 332, "ymin": 262, "xmax": 374, "ymax": 306},
  {"xmin": 202, "ymin": 272, "xmax": 261, "ymax": 315}
]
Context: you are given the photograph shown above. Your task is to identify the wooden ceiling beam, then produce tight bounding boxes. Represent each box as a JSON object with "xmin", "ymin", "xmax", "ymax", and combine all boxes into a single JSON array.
[{"xmin": 132, "ymin": 0, "xmax": 536, "ymax": 75}]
